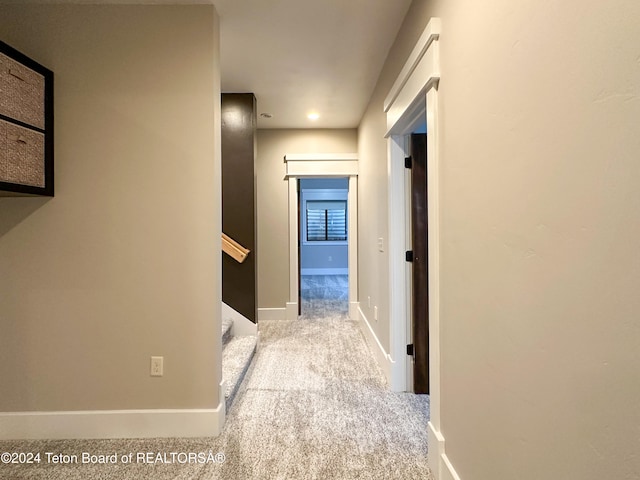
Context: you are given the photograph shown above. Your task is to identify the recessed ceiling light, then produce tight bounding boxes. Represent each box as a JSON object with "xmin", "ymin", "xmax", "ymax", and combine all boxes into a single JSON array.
[
  {"xmin": 307, "ymin": 112, "xmax": 320, "ymax": 121},
  {"xmin": 260, "ymin": 112, "xmax": 273, "ymax": 119}
]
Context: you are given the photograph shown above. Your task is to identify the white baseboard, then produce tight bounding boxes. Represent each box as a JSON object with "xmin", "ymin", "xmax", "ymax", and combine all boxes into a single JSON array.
[
  {"xmin": 222, "ymin": 302, "xmax": 257, "ymax": 336},
  {"xmin": 257, "ymin": 307, "xmax": 287, "ymax": 321},
  {"xmin": 429, "ymin": 421, "xmax": 446, "ymax": 478},
  {"xmin": 357, "ymin": 306, "xmax": 393, "ymax": 385},
  {"xmin": 428, "ymin": 421, "xmax": 461, "ymax": 480},
  {"xmin": 441, "ymin": 453, "xmax": 462, "ymax": 480},
  {"xmin": 0, "ymin": 404, "xmax": 224, "ymax": 440},
  {"xmin": 300, "ymin": 268, "xmax": 348, "ymax": 276},
  {"xmin": 286, "ymin": 302, "xmax": 298, "ymax": 320},
  {"xmin": 349, "ymin": 301, "xmax": 359, "ymax": 321}
]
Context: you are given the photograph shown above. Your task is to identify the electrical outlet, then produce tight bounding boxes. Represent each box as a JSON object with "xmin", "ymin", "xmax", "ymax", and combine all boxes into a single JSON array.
[
  {"xmin": 150, "ymin": 356, "xmax": 163, "ymax": 377},
  {"xmin": 378, "ymin": 238, "xmax": 384, "ymax": 252},
  {"xmin": 374, "ymin": 306, "xmax": 378, "ymax": 321},
  {"xmin": 328, "ymin": 255, "xmax": 333, "ymax": 262}
]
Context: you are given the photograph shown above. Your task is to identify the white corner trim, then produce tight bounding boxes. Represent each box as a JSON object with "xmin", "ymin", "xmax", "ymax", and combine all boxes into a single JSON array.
[
  {"xmin": 257, "ymin": 307, "xmax": 287, "ymax": 321},
  {"xmin": 286, "ymin": 302, "xmax": 298, "ymax": 320},
  {"xmin": 349, "ymin": 301, "xmax": 359, "ymax": 321},
  {"xmin": 428, "ymin": 422, "xmax": 462, "ymax": 480},
  {"xmin": 284, "ymin": 153, "xmax": 358, "ymax": 162},
  {"xmin": 357, "ymin": 306, "xmax": 393, "ymax": 384},
  {"xmin": 384, "ymin": 18, "xmax": 441, "ymax": 113},
  {"xmin": 0, "ymin": 405, "xmax": 224, "ymax": 440},
  {"xmin": 429, "ymin": 421, "xmax": 446, "ymax": 478},
  {"xmin": 222, "ymin": 302, "xmax": 257, "ymax": 335}
]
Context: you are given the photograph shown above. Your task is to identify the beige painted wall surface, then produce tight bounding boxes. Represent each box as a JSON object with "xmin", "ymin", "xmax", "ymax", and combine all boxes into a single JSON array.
[
  {"xmin": 357, "ymin": 0, "xmax": 437, "ymax": 357},
  {"xmin": 0, "ymin": 5, "xmax": 221, "ymax": 411},
  {"xmin": 256, "ymin": 129, "xmax": 357, "ymax": 309},
  {"xmin": 360, "ymin": 0, "xmax": 640, "ymax": 478}
]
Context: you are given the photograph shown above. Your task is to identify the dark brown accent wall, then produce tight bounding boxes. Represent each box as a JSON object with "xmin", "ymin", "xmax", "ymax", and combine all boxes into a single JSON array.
[{"xmin": 221, "ymin": 93, "xmax": 257, "ymax": 323}]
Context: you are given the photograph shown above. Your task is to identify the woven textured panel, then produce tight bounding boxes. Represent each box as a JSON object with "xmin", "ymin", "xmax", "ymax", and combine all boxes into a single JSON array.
[
  {"xmin": 0, "ymin": 53, "xmax": 45, "ymax": 130},
  {"xmin": 0, "ymin": 120, "xmax": 45, "ymax": 187}
]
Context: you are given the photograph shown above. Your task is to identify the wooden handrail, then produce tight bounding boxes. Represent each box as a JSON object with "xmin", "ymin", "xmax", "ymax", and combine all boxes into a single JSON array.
[{"xmin": 222, "ymin": 233, "xmax": 250, "ymax": 263}]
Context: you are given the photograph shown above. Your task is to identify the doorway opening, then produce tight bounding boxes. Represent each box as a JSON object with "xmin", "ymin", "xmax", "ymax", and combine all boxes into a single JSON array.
[
  {"xmin": 383, "ymin": 17, "xmax": 443, "ymax": 476},
  {"xmin": 284, "ymin": 153, "xmax": 358, "ymax": 321},
  {"xmin": 298, "ymin": 177, "xmax": 350, "ymax": 318}
]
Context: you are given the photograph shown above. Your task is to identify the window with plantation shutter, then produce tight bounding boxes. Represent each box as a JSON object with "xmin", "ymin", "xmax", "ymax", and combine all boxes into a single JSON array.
[
  {"xmin": 306, "ymin": 200, "xmax": 347, "ymax": 242},
  {"xmin": 300, "ymin": 187, "xmax": 348, "ymax": 246}
]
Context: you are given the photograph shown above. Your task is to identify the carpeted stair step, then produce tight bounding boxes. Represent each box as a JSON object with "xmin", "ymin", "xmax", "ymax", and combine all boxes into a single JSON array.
[
  {"xmin": 221, "ymin": 318, "xmax": 233, "ymax": 346},
  {"xmin": 222, "ymin": 335, "xmax": 257, "ymax": 411}
]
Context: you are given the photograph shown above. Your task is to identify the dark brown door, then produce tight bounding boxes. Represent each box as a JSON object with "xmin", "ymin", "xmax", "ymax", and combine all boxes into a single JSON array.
[
  {"xmin": 297, "ymin": 179, "xmax": 302, "ymax": 316},
  {"xmin": 410, "ymin": 133, "xmax": 429, "ymax": 394}
]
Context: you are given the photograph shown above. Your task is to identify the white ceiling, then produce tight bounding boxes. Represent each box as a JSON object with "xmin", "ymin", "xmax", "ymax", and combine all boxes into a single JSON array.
[
  {"xmin": 214, "ymin": 0, "xmax": 412, "ymax": 128},
  {"xmin": 6, "ymin": 0, "xmax": 412, "ymax": 129}
]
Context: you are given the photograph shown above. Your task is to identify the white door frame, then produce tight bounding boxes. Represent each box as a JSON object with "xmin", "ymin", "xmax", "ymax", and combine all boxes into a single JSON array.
[
  {"xmin": 383, "ymin": 18, "xmax": 448, "ymax": 479},
  {"xmin": 284, "ymin": 154, "xmax": 359, "ymax": 320}
]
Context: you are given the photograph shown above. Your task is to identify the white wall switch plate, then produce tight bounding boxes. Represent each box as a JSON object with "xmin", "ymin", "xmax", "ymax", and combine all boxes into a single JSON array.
[{"xmin": 378, "ymin": 237, "xmax": 384, "ymax": 252}]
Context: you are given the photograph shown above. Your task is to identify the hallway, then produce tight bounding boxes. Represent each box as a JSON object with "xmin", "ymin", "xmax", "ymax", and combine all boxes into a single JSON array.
[{"xmin": 0, "ymin": 312, "xmax": 431, "ymax": 479}]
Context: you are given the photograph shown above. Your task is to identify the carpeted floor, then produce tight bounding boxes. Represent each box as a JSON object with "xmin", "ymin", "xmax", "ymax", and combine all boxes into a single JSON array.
[
  {"xmin": 300, "ymin": 274, "xmax": 349, "ymax": 318},
  {"xmin": 0, "ymin": 305, "xmax": 432, "ymax": 479}
]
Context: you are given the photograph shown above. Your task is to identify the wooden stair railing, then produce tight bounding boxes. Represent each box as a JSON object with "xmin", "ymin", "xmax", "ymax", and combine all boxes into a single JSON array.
[{"xmin": 222, "ymin": 233, "xmax": 250, "ymax": 263}]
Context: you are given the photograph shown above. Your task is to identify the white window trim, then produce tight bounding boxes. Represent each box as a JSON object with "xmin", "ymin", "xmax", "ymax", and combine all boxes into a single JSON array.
[{"xmin": 301, "ymin": 189, "xmax": 348, "ymax": 246}]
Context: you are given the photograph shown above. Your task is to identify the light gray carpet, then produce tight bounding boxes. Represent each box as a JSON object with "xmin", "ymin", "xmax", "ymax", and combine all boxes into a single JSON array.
[
  {"xmin": 0, "ymin": 314, "xmax": 432, "ymax": 479},
  {"xmin": 300, "ymin": 274, "xmax": 349, "ymax": 318},
  {"xmin": 222, "ymin": 335, "xmax": 257, "ymax": 409}
]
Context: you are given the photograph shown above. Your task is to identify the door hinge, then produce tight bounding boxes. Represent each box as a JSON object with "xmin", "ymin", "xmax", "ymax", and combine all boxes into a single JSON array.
[
  {"xmin": 405, "ymin": 250, "xmax": 414, "ymax": 262},
  {"xmin": 407, "ymin": 344, "xmax": 414, "ymax": 356},
  {"xmin": 404, "ymin": 156, "xmax": 412, "ymax": 169}
]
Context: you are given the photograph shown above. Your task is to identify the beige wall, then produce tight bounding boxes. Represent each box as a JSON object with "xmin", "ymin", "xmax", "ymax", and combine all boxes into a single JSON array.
[
  {"xmin": 359, "ymin": 0, "xmax": 640, "ymax": 478},
  {"xmin": 358, "ymin": 2, "xmax": 433, "ymax": 354},
  {"xmin": 256, "ymin": 129, "xmax": 357, "ymax": 309},
  {"xmin": 0, "ymin": 5, "xmax": 221, "ymax": 412}
]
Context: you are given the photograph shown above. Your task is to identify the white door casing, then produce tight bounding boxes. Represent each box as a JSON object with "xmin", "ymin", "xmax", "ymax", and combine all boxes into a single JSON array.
[
  {"xmin": 384, "ymin": 18, "xmax": 451, "ymax": 479},
  {"xmin": 284, "ymin": 154, "xmax": 359, "ymax": 321}
]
